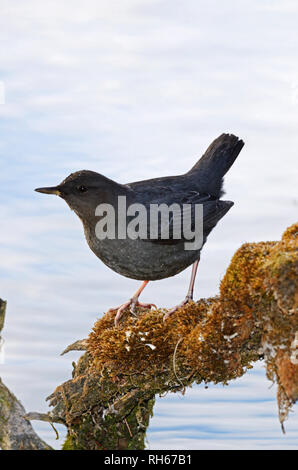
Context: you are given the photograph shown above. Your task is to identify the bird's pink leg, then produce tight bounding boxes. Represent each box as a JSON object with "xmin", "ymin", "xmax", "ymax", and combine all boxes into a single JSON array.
[
  {"xmin": 163, "ymin": 256, "xmax": 200, "ymax": 321},
  {"xmin": 107, "ymin": 281, "xmax": 157, "ymax": 326}
]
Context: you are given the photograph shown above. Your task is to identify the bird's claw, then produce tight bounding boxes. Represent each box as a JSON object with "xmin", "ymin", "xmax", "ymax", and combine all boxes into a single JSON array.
[
  {"xmin": 107, "ymin": 299, "xmax": 157, "ymax": 326},
  {"xmin": 163, "ymin": 296, "xmax": 192, "ymax": 321}
]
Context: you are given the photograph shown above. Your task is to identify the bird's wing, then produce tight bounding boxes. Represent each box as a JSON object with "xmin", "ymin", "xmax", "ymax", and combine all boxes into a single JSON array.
[{"xmin": 126, "ymin": 189, "xmax": 233, "ymax": 246}]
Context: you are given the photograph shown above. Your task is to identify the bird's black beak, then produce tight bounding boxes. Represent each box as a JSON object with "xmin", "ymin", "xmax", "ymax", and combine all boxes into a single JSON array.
[{"xmin": 35, "ymin": 186, "xmax": 62, "ymax": 196}]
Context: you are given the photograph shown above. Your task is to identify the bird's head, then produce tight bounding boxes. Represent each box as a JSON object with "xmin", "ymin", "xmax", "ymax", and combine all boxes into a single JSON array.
[{"xmin": 35, "ymin": 170, "xmax": 118, "ymax": 221}]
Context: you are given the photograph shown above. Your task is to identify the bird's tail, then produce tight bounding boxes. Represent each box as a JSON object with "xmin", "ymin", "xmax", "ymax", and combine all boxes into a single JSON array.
[{"xmin": 187, "ymin": 133, "xmax": 244, "ymax": 197}]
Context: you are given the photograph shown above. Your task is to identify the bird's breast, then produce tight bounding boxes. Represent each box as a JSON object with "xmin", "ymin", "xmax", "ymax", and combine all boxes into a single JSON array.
[{"xmin": 84, "ymin": 226, "xmax": 199, "ymax": 281}]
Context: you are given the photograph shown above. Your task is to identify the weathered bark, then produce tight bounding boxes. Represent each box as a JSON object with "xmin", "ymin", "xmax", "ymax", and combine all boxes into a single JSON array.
[
  {"xmin": 39, "ymin": 223, "xmax": 297, "ymax": 449},
  {"xmin": 0, "ymin": 378, "xmax": 51, "ymax": 450},
  {"xmin": 0, "ymin": 300, "xmax": 52, "ymax": 450}
]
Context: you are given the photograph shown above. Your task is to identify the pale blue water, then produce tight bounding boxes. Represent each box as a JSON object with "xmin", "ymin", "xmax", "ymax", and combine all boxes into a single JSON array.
[{"xmin": 0, "ymin": 0, "xmax": 297, "ymax": 449}]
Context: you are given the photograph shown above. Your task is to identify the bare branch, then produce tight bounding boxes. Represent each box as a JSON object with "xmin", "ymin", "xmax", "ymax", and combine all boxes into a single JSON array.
[{"xmin": 60, "ymin": 339, "xmax": 88, "ymax": 356}]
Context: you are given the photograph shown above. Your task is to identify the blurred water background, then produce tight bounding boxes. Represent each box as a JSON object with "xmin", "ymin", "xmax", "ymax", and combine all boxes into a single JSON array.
[{"xmin": 0, "ymin": 0, "xmax": 297, "ymax": 449}]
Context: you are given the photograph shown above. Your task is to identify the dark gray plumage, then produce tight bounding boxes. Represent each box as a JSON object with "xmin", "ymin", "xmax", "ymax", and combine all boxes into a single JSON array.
[{"xmin": 35, "ymin": 133, "xmax": 244, "ymax": 323}]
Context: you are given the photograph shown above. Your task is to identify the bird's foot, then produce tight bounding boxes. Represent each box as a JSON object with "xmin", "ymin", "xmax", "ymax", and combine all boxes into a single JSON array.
[
  {"xmin": 107, "ymin": 298, "xmax": 157, "ymax": 326},
  {"xmin": 163, "ymin": 295, "xmax": 193, "ymax": 321}
]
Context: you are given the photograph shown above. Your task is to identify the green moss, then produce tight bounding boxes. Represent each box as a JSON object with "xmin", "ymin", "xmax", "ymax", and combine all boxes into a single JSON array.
[{"xmin": 62, "ymin": 434, "xmax": 76, "ymax": 450}]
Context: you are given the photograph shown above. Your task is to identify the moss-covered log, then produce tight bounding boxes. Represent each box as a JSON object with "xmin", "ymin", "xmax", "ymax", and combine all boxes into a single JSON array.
[{"xmin": 41, "ymin": 223, "xmax": 297, "ymax": 450}]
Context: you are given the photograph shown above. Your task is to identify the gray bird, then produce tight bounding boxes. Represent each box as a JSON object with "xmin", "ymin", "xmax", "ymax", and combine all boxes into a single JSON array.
[{"xmin": 35, "ymin": 133, "xmax": 244, "ymax": 325}]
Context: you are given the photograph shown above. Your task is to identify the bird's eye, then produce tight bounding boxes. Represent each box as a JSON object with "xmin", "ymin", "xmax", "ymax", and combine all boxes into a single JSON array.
[{"xmin": 77, "ymin": 185, "xmax": 88, "ymax": 193}]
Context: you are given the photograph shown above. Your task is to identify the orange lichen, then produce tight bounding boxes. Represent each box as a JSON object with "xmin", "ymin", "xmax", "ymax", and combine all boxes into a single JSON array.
[{"xmin": 87, "ymin": 223, "xmax": 298, "ymax": 424}]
